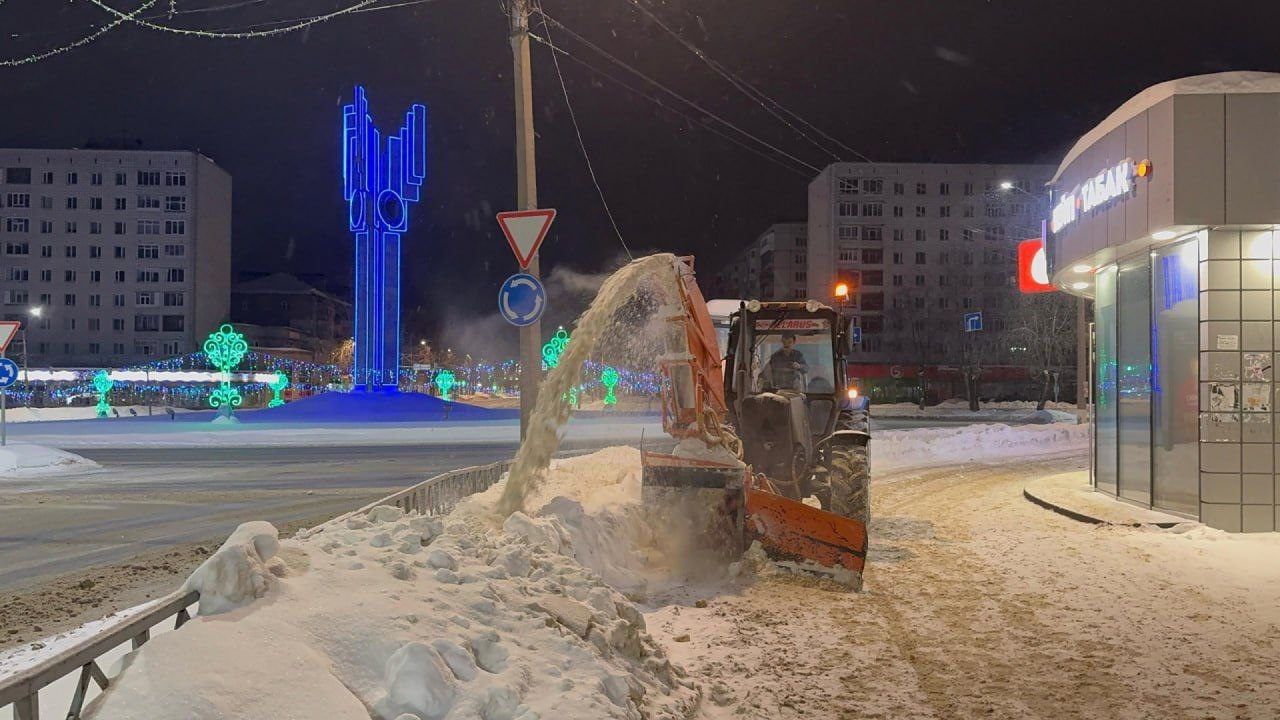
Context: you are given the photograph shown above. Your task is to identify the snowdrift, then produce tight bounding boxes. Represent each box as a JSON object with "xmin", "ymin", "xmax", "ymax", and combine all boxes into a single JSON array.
[
  {"xmin": 873, "ymin": 422, "xmax": 1089, "ymax": 473},
  {"xmin": 0, "ymin": 443, "xmax": 97, "ymax": 477}
]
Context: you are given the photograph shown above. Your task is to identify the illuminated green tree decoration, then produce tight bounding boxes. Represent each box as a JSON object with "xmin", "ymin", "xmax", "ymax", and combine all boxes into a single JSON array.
[
  {"xmin": 92, "ymin": 370, "xmax": 113, "ymax": 418},
  {"xmin": 204, "ymin": 324, "xmax": 249, "ymax": 419},
  {"xmin": 268, "ymin": 372, "xmax": 289, "ymax": 408},
  {"xmin": 541, "ymin": 326, "xmax": 570, "ymax": 370},
  {"xmin": 601, "ymin": 366, "xmax": 619, "ymax": 406},
  {"xmin": 435, "ymin": 370, "xmax": 457, "ymax": 401}
]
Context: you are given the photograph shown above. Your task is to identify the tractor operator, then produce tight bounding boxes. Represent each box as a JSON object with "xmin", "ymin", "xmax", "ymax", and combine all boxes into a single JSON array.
[{"xmin": 764, "ymin": 332, "xmax": 809, "ymax": 391}]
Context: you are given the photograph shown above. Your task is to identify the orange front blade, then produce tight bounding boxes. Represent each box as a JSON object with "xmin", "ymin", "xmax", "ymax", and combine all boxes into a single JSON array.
[{"xmin": 744, "ymin": 486, "xmax": 867, "ymax": 585}]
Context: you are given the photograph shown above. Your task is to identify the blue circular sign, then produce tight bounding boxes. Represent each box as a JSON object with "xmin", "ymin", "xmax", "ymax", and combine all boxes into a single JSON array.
[
  {"xmin": 0, "ymin": 358, "xmax": 18, "ymax": 389},
  {"xmin": 499, "ymin": 273, "xmax": 547, "ymax": 327}
]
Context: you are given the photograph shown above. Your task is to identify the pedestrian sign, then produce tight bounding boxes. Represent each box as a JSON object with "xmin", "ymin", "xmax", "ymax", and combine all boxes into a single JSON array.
[
  {"xmin": 964, "ymin": 311, "xmax": 983, "ymax": 332},
  {"xmin": 0, "ymin": 358, "xmax": 17, "ymax": 389},
  {"xmin": 498, "ymin": 273, "xmax": 547, "ymax": 327},
  {"xmin": 851, "ymin": 326, "xmax": 862, "ymax": 344},
  {"xmin": 497, "ymin": 209, "xmax": 556, "ymax": 269},
  {"xmin": 0, "ymin": 321, "xmax": 18, "ymax": 354}
]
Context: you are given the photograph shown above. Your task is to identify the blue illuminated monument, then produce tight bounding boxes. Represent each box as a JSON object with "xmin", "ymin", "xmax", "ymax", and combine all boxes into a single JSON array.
[{"xmin": 342, "ymin": 86, "xmax": 427, "ymax": 391}]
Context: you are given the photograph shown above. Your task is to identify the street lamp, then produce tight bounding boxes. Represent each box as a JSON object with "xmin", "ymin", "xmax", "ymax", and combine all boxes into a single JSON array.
[{"xmin": 21, "ymin": 306, "xmax": 45, "ymax": 390}]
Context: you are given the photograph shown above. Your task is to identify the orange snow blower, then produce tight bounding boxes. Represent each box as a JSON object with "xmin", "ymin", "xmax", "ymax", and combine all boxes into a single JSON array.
[{"xmin": 641, "ymin": 257, "xmax": 871, "ymax": 589}]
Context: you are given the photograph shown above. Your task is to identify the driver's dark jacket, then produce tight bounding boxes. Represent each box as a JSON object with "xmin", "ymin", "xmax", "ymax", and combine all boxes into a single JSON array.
[{"xmin": 765, "ymin": 347, "xmax": 808, "ymax": 390}]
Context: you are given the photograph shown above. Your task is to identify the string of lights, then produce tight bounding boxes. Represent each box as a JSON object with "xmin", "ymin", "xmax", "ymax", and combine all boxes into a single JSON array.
[
  {"xmin": 0, "ymin": 0, "xmax": 160, "ymax": 68},
  {"xmin": 86, "ymin": 0, "xmax": 381, "ymax": 39}
]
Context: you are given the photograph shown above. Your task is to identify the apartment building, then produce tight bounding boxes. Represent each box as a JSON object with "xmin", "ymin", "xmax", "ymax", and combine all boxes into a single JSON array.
[
  {"xmin": 711, "ymin": 222, "xmax": 807, "ymax": 301},
  {"xmin": 0, "ymin": 149, "xmax": 231, "ymax": 366},
  {"xmin": 807, "ymin": 162, "xmax": 1055, "ymax": 362}
]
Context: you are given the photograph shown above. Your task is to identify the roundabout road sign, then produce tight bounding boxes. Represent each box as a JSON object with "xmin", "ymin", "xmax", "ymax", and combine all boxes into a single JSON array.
[
  {"xmin": 499, "ymin": 273, "xmax": 547, "ymax": 327},
  {"xmin": 0, "ymin": 358, "xmax": 17, "ymax": 389}
]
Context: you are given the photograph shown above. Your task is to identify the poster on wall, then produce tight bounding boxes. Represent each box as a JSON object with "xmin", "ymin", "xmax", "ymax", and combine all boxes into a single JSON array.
[
  {"xmin": 1244, "ymin": 352, "xmax": 1273, "ymax": 381},
  {"xmin": 1209, "ymin": 382, "xmax": 1240, "ymax": 411},
  {"xmin": 1243, "ymin": 383, "xmax": 1271, "ymax": 412},
  {"xmin": 1217, "ymin": 334, "xmax": 1240, "ymax": 350}
]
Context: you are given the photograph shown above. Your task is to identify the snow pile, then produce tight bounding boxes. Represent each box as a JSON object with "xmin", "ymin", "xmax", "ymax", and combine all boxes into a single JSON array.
[
  {"xmin": 873, "ymin": 422, "xmax": 1089, "ymax": 473},
  {"xmin": 83, "ymin": 457, "xmax": 698, "ymax": 720},
  {"xmin": 872, "ymin": 399, "xmax": 1082, "ymax": 423},
  {"xmin": 0, "ymin": 443, "xmax": 97, "ymax": 476},
  {"xmin": 3, "ymin": 406, "xmax": 189, "ymax": 423},
  {"xmin": 181, "ymin": 521, "xmax": 280, "ymax": 615}
]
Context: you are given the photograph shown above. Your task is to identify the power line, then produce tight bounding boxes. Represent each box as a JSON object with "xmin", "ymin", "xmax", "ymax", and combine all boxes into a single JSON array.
[
  {"xmin": 533, "ymin": 8, "xmax": 822, "ymax": 175},
  {"xmin": 528, "ymin": 31, "xmax": 812, "ymax": 179},
  {"xmin": 616, "ymin": 0, "xmax": 874, "ymax": 164},
  {"xmin": 533, "ymin": 1, "xmax": 632, "ymax": 260},
  {"xmin": 0, "ymin": 0, "xmax": 160, "ymax": 67}
]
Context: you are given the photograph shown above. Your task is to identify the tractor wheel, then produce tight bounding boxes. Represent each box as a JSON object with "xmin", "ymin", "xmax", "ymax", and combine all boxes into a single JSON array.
[{"xmin": 828, "ymin": 445, "xmax": 870, "ymax": 526}]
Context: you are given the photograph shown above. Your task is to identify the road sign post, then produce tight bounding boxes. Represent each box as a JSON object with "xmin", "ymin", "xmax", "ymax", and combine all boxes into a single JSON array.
[
  {"xmin": 497, "ymin": 209, "xmax": 556, "ymax": 440},
  {"xmin": 499, "ymin": 273, "xmax": 547, "ymax": 327},
  {"xmin": 964, "ymin": 311, "xmax": 984, "ymax": 333},
  {"xmin": 0, "ymin": 357, "xmax": 19, "ymax": 447}
]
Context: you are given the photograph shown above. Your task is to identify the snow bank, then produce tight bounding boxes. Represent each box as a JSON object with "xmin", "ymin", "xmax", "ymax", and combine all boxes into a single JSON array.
[
  {"xmin": 873, "ymin": 422, "xmax": 1089, "ymax": 473},
  {"xmin": 872, "ymin": 399, "xmax": 1082, "ymax": 424},
  {"xmin": 3, "ymin": 406, "xmax": 189, "ymax": 423},
  {"xmin": 0, "ymin": 443, "xmax": 97, "ymax": 476},
  {"xmin": 84, "ymin": 459, "xmax": 698, "ymax": 720}
]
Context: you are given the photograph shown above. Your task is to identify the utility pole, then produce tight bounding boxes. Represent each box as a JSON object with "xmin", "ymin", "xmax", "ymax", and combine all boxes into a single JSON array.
[{"xmin": 510, "ymin": 0, "xmax": 542, "ymax": 440}]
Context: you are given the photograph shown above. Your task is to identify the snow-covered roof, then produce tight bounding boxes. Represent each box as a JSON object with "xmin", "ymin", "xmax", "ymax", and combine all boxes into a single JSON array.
[
  {"xmin": 1052, "ymin": 71, "xmax": 1280, "ymax": 184},
  {"xmin": 233, "ymin": 273, "xmax": 350, "ymax": 306}
]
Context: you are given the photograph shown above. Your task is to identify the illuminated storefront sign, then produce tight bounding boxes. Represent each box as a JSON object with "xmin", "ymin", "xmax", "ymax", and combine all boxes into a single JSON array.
[
  {"xmin": 1051, "ymin": 159, "xmax": 1141, "ymax": 233},
  {"xmin": 1017, "ymin": 238, "xmax": 1056, "ymax": 293}
]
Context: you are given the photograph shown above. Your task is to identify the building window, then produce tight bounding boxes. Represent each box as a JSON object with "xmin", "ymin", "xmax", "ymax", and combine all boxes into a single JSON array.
[
  {"xmin": 892, "ymin": 274, "xmax": 904, "ymax": 287},
  {"xmin": 39, "ymin": 244, "xmax": 51, "ymax": 257},
  {"xmin": 5, "ymin": 218, "xmax": 30, "ymax": 233},
  {"xmin": 89, "ymin": 197, "xmax": 102, "ymax": 210},
  {"xmin": 137, "ymin": 220, "xmax": 161, "ymax": 235},
  {"xmin": 40, "ymin": 269, "xmax": 51, "ymax": 282},
  {"xmin": 162, "ymin": 341, "xmax": 180, "ymax": 355},
  {"xmin": 166, "ymin": 268, "xmax": 185, "ymax": 283},
  {"xmin": 88, "ymin": 318, "xmax": 101, "ymax": 331},
  {"xmin": 113, "ymin": 245, "xmax": 125, "ymax": 258},
  {"xmin": 136, "ymin": 292, "xmax": 156, "ymax": 306},
  {"xmin": 838, "ymin": 225, "xmax": 859, "ymax": 241},
  {"xmin": 915, "ymin": 182, "xmax": 926, "ymax": 195},
  {"xmin": 137, "ymin": 171, "xmax": 161, "ymax": 186},
  {"xmin": 164, "ymin": 195, "xmax": 187, "ymax": 212},
  {"xmin": 6, "ymin": 267, "xmax": 28, "ymax": 281},
  {"xmin": 40, "ymin": 196, "xmax": 52, "ymax": 209},
  {"xmin": 89, "ymin": 294, "xmax": 101, "ymax": 307},
  {"xmin": 65, "ymin": 221, "xmax": 77, "ymax": 233},
  {"xmin": 892, "ymin": 205, "xmax": 903, "ymax": 218},
  {"xmin": 165, "ymin": 171, "xmax": 187, "ymax": 187},
  {"xmin": 39, "ymin": 221, "xmax": 52, "ymax": 234},
  {"xmin": 914, "ymin": 274, "xmax": 925, "ymax": 286},
  {"xmin": 90, "ymin": 270, "xmax": 101, "ymax": 282},
  {"xmin": 861, "ymin": 248, "xmax": 883, "ymax": 264},
  {"xmin": 861, "ymin": 178, "xmax": 883, "ymax": 194},
  {"xmin": 963, "ymin": 181, "xmax": 974, "ymax": 196},
  {"xmin": 861, "ymin": 203, "xmax": 882, "ymax": 217},
  {"xmin": 33, "ymin": 171, "xmax": 51, "ymax": 185},
  {"xmin": 938, "ymin": 252, "xmax": 949, "ymax": 264},
  {"xmin": 90, "ymin": 172, "xmax": 102, "ymax": 186},
  {"xmin": 66, "ymin": 172, "xmax": 78, "ymax": 185},
  {"xmin": 138, "ymin": 244, "xmax": 159, "ymax": 259},
  {"xmin": 115, "ymin": 172, "xmax": 127, "ymax": 186},
  {"xmin": 838, "ymin": 201, "xmax": 859, "ymax": 217},
  {"xmin": 837, "ymin": 177, "xmax": 859, "ymax": 195},
  {"xmin": 892, "ymin": 228, "xmax": 904, "ymax": 242},
  {"xmin": 3, "ymin": 290, "xmax": 29, "ymax": 304},
  {"xmin": 115, "ymin": 197, "xmax": 127, "ymax": 211},
  {"xmin": 838, "ymin": 246, "xmax": 856, "ymax": 263},
  {"xmin": 794, "ymin": 271, "xmax": 806, "ymax": 283},
  {"xmin": 114, "ymin": 222, "xmax": 125, "ymax": 235},
  {"xmin": 939, "ymin": 229, "xmax": 950, "ymax": 241},
  {"xmin": 164, "ymin": 220, "xmax": 185, "ymax": 235},
  {"xmin": 6, "ymin": 192, "xmax": 30, "ymax": 207},
  {"xmin": 914, "ymin": 229, "xmax": 926, "ymax": 242},
  {"xmin": 939, "ymin": 182, "xmax": 950, "ymax": 196},
  {"xmin": 963, "ymin": 205, "xmax": 974, "ymax": 218},
  {"xmin": 163, "ymin": 243, "xmax": 185, "ymax": 256},
  {"xmin": 89, "ymin": 222, "xmax": 102, "ymax": 235},
  {"xmin": 64, "ymin": 270, "xmax": 76, "ymax": 282},
  {"xmin": 962, "ymin": 228, "xmax": 974, "ymax": 242},
  {"xmin": 962, "ymin": 251, "xmax": 973, "ymax": 265},
  {"xmin": 1, "ymin": 168, "xmax": 34, "ymax": 184},
  {"xmin": 163, "ymin": 292, "xmax": 184, "ymax": 307},
  {"xmin": 114, "ymin": 271, "xmax": 126, "ymax": 283},
  {"xmin": 4, "ymin": 241, "xmax": 30, "ymax": 255},
  {"xmin": 64, "ymin": 293, "xmax": 76, "ymax": 306},
  {"xmin": 891, "ymin": 252, "xmax": 903, "ymax": 264},
  {"xmin": 914, "ymin": 251, "xmax": 926, "ymax": 264},
  {"xmin": 112, "ymin": 296, "xmax": 125, "ymax": 309},
  {"xmin": 863, "ymin": 227, "xmax": 883, "ymax": 242},
  {"xmin": 135, "ymin": 314, "xmax": 160, "ymax": 332},
  {"xmin": 939, "ymin": 205, "xmax": 951, "ymax": 218},
  {"xmin": 939, "ymin": 275, "xmax": 952, "ymax": 288},
  {"xmin": 137, "ymin": 270, "xmax": 160, "ymax": 283},
  {"xmin": 65, "ymin": 245, "xmax": 76, "ymax": 258},
  {"xmin": 914, "ymin": 205, "xmax": 926, "ymax": 218},
  {"xmin": 137, "ymin": 195, "xmax": 160, "ymax": 210}
]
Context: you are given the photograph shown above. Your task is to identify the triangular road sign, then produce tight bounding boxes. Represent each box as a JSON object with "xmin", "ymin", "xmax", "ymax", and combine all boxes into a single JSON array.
[
  {"xmin": 497, "ymin": 209, "xmax": 556, "ymax": 269},
  {"xmin": 0, "ymin": 321, "xmax": 19, "ymax": 354}
]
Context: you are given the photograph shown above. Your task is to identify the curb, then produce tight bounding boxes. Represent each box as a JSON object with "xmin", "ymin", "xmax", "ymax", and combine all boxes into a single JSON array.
[{"xmin": 1022, "ymin": 487, "xmax": 1185, "ymax": 529}]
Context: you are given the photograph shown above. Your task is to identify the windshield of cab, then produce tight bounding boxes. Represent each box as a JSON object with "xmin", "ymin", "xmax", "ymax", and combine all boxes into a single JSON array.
[{"xmin": 751, "ymin": 321, "xmax": 835, "ymax": 394}]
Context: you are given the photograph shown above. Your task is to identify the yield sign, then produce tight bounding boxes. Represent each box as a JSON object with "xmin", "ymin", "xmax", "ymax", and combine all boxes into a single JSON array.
[
  {"xmin": 0, "ymin": 321, "xmax": 18, "ymax": 354},
  {"xmin": 497, "ymin": 209, "xmax": 556, "ymax": 269}
]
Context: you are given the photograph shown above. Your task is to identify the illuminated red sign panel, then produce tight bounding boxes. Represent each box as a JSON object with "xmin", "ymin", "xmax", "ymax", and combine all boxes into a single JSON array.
[{"xmin": 1018, "ymin": 238, "xmax": 1056, "ymax": 293}]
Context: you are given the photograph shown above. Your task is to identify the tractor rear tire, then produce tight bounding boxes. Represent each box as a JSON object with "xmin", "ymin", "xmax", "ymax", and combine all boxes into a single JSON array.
[{"xmin": 828, "ymin": 445, "xmax": 870, "ymax": 526}]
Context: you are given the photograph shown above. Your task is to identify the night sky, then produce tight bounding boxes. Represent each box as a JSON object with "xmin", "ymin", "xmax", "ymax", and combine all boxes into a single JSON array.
[{"xmin": 3, "ymin": 0, "xmax": 1279, "ymax": 357}]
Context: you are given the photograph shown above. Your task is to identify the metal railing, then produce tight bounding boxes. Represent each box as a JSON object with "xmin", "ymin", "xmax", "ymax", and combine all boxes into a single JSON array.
[
  {"xmin": 0, "ymin": 589, "xmax": 197, "ymax": 720},
  {"xmin": 0, "ymin": 457, "xmax": 521, "ymax": 719}
]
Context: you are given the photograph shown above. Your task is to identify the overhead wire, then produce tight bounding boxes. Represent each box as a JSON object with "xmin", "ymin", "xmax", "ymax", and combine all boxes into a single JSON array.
[
  {"xmin": 0, "ymin": 0, "xmax": 160, "ymax": 66},
  {"xmin": 533, "ymin": 7, "xmax": 822, "ymax": 175},
  {"xmin": 533, "ymin": 0, "xmax": 632, "ymax": 260},
  {"xmin": 85, "ymin": 0, "xmax": 382, "ymax": 39},
  {"xmin": 616, "ymin": 0, "xmax": 874, "ymax": 164},
  {"xmin": 528, "ymin": 31, "xmax": 811, "ymax": 179}
]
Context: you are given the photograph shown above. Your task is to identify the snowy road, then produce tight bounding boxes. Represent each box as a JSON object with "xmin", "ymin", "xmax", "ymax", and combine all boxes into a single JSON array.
[{"xmin": 651, "ymin": 452, "xmax": 1280, "ymax": 719}]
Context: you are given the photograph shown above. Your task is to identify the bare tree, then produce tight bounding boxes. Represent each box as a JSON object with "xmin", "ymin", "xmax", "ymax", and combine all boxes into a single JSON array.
[{"xmin": 1009, "ymin": 292, "xmax": 1077, "ymax": 409}]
